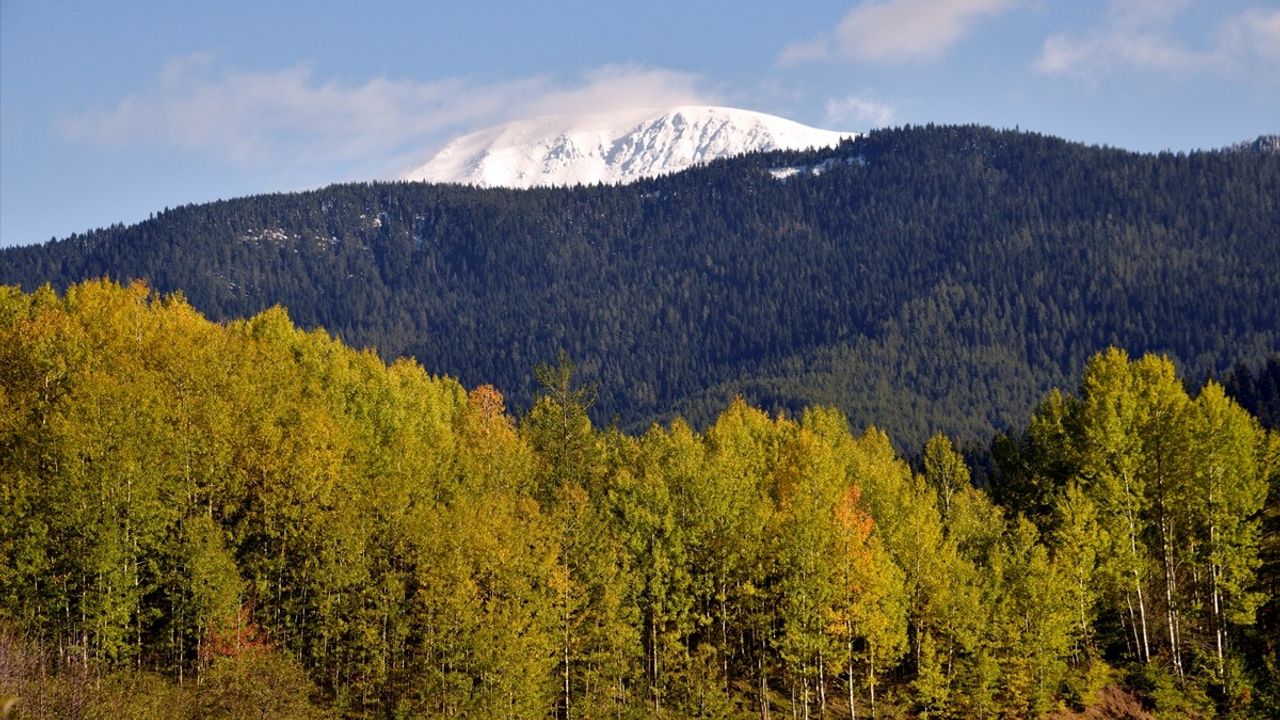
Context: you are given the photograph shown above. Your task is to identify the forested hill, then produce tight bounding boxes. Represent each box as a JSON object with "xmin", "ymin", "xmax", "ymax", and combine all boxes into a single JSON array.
[{"xmin": 3, "ymin": 125, "xmax": 1278, "ymax": 446}]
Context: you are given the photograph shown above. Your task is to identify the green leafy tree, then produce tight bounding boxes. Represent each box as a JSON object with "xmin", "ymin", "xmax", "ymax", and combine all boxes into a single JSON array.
[
  {"xmin": 1186, "ymin": 382, "xmax": 1268, "ymax": 691},
  {"xmin": 923, "ymin": 434, "xmax": 970, "ymax": 525}
]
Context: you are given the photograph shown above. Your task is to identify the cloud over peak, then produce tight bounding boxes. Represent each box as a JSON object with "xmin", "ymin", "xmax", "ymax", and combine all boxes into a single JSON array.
[
  {"xmin": 61, "ymin": 58, "xmax": 715, "ymax": 178},
  {"xmin": 780, "ymin": 0, "xmax": 1019, "ymax": 65}
]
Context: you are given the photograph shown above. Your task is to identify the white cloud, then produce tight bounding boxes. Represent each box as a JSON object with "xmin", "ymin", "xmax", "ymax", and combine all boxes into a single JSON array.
[
  {"xmin": 61, "ymin": 57, "xmax": 715, "ymax": 178},
  {"xmin": 522, "ymin": 65, "xmax": 709, "ymax": 117},
  {"xmin": 825, "ymin": 95, "xmax": 895, "ymax": 128},
  {"xmin": 780, "ymin": 0, "xmax": 1019, "ymax": 65},
  {"xmin": 1034, "ymin": 1, "xmax": 1280, "ymax": 82}
]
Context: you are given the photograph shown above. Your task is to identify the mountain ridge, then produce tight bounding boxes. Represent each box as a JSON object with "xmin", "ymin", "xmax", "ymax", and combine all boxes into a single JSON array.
[
  {"xmin": 403, "ymin": 105, "xmax": 855, "ymax": 187},
  {"xmin": 4, "ymin": 124, "xmax": 1277, "ymax": 447}
]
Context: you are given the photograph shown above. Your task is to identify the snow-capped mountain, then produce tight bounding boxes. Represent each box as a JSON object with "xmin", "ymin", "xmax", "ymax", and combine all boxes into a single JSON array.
[
  {"xmin": 1225, "ymin": 134, "xmax": 1280, "ymax": 155},
  {"xmin": 404, "ymin": 106, "xmax": 856, "ymax": 188}
]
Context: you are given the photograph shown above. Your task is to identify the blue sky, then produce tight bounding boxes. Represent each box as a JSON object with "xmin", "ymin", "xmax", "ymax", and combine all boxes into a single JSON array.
[{"xmin": 2, "ymin": 0, "xmax": 1277, "ymax": 248}]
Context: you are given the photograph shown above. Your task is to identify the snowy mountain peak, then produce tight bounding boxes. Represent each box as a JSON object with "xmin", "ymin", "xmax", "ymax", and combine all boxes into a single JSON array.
[{"xmin": 404, "ymin": 106, "xmax": 857, "ymax": 188}]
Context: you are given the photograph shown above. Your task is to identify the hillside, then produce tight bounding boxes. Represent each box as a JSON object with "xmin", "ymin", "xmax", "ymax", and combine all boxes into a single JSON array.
[{"xmin": 3, "ymin": 125, "xmax": 1278, "ymax": 447}]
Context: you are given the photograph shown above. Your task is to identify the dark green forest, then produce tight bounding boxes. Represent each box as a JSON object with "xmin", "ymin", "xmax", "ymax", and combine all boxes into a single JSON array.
[
  {"xmin": 3, "ymin": 126, "xmax": 1277, "ymax": 448},
  {"xmin": 2, "ymin": 281, "xmax": 1278, "ymax": 719},
  {"xmin": 1223, "ymin": 356, "xmax": 1280, "ymax": 431}
]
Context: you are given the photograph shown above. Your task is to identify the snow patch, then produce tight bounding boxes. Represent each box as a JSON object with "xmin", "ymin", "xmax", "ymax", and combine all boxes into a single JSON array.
[
  {"xmin": 405, "ymin": 106, "xmax": 858, "ymax": 188},
  {"xmin": 768, "ymin": 156, "xmax": 866, "ymax": 181},
  {"xmin": 239, "ymin": 228, "xmax": 291, "ymax": 245}
]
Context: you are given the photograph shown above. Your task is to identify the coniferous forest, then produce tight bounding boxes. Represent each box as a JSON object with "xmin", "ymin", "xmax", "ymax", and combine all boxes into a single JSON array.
[
  {"xmin": 2, "ymin": 280, "xmax": 1278, "ymax": 719},
  {"xmin": 2, "ymin": 126, "xmax": 1278, "ymax": 449},
  {"xmin": 2, "ymin": 125, "xmax": 1279, "ymax": 718}
]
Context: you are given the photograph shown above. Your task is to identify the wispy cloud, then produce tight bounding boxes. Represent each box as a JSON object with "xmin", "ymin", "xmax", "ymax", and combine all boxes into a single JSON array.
[
  {"xmin": 780, "ymin": 0, "xmax": 1019, "ymax": 65},
  {"xmin": 521, "ymin": 65, "xmax": 710, "ymax": 117},
  {"xmin": 825, "ymin": 95, "xmax": 895, "ymax": 128},
  {"xmin": 61, "ymin": 57, "xmax": 715, "ymax": 178},
  {"xmin": 1034, "ymin": 1, "xmax": 1280, "ymax": 83}
]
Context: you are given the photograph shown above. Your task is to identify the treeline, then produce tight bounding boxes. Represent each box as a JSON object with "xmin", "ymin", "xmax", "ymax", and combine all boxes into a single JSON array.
[
  {"xmin": 3, "ymin": 125, "xmax": 1278, "ymax": 449},
  {"xmin": 2, "ymin": 281, "xmax": 1277, "ymax": 718}
]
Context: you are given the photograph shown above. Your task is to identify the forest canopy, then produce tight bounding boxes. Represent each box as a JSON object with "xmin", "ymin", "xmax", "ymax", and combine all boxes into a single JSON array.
[
  {"xmin": 2, "ymin": 280, "xmax": 1277, "ymax": 719},
  {"xmin": 3, "ymin": 125, "xmax": 1277, "ymax": 449}
]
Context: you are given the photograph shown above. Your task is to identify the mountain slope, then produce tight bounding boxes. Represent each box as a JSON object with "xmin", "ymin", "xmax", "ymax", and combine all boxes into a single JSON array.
[
  {"xmin": 4, "ymin": 125, "xmax": 1278, "ymax": 448},
  {"xmin": 404, "ymin": 105, "xmax": 853, "ymax": 187}
]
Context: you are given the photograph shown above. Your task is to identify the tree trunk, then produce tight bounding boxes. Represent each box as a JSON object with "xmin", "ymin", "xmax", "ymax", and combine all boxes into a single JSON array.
[
  {"xmin": 848, "ymin": 647, "xmax": 856, "ymax": 720},
  {"xmin": 1162, "ymin": 522, "xmax": 1183, "ymax": 677},
  {"xmin": 1076, "ymin": 574, "xmax": 1090, "ymax": 658},
  {"xmin": 868, "ymin": 643, "xmax": 876, "ymax": 720},
  {"xmin": 802, "ymin": 673, "xmax": 811, "ymax": 720},
  {"xmin": 1124, "ymin": 592, "xmax": 1140, "ymax": 661},
  {"xmin": 818, "ymin": 650, "xmax": 827, "ymax": 718},
  {"xmin": 651, "ymin": 611, "xmax": 660, "ymax": 714},
  {"xmin": 563, "ymin": 619, "xmax": 571, "ymax": 720},
  {"xmin": 760, "ymin": 635, "xmax": 771, "ymax": 720},
  {"xmin": 1211, "ymin": 556, "xmax": 1225, "ymax": 678},
  {"xmin": 1208, "ymin": 472, "xmax": 1226, "ymax": 682},
  {"xmin": 720, "ymin": 582, "xmax": 730, "ymax": 688},
  {"xmin": 1123, "ymin": 473, "xmax": 1151, "ymax": 663}
]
